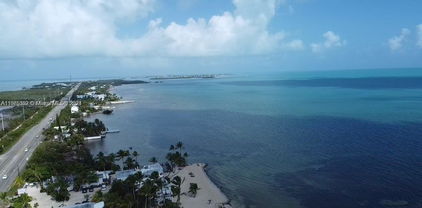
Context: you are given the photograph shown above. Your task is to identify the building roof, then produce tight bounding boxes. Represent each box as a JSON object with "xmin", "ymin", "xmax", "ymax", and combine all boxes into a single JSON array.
[
  {"xmin": 141, "ymin": 163, "xmax": 164, "ymax": 176},
  {"xmin": 115, "ymin": 169, "xmax": 140, "ymax": 181}
]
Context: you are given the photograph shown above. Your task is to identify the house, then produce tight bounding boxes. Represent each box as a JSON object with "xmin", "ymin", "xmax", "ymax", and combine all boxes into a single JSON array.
[
  {"xmin": 115, "ymin": 169, "xmax": 141, "ymax": 181},
  {"xmin": 65, "ymin": 201, "xmax": 104, "ymax": 208},
  {"xmin": 53, "ymin": 126, "xmax": 67, "ymax": 130},
  {"xmin": 17, "ymin": 188, "xmax": 26, "ymax": 196},
  {"xmin": 155, "ymin": 184, "xmax": 173, "ymax": 205},
  {"xmin": 76, "ymin": 94, "xmax": 90, "ymax": 99},
  {"xmin": 141, "ymin": 163, "xmax": 164, "ymax": 177},
  {"xmin": 71, "ymin": 105, "xmax": 79, "ymax": 114},
  {"xmin": 93, "ymin": 94, "xmax": 106, "ymax": 101},
  {"xmin": 96, "ymin": 171, "xmax": 112, "ymax": 184}
]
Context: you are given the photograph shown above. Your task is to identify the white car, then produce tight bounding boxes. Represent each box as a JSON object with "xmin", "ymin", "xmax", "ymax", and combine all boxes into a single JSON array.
[
  {"xmin": 24, "ymin": 148, "xmax": 28, "ymax": 152},
  {"xmin": 2, "ymin": 175, "xmax": 7, "ymax": 180}
]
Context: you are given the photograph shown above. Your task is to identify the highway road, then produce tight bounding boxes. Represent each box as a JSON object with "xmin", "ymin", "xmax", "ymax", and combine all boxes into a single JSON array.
[{"xmin": 0, "ymin": 83, "xmax": 80, "ymax": 192}]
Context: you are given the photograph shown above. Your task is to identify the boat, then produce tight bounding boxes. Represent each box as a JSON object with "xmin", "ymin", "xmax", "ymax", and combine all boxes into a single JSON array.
[{"xmin": 102, "ymin": 109, "xmax": 113, "ymax": 114}]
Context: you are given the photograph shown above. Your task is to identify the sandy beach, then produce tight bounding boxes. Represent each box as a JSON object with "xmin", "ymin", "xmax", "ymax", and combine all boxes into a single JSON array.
[{"xmin": 171, "ymin": 163, "xmax": 232, "ymax": 208}]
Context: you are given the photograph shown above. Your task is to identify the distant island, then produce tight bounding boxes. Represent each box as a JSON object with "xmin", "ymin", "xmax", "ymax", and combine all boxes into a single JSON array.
[{"xmin": 148, "ymin": 74, "xmax": 227, "ymax": 80}]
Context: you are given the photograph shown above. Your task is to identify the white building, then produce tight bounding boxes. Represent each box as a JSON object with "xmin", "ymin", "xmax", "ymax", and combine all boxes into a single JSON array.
[
  {"xmin": 93, "ymin": 94, "xmax": 106, "ymax": 101},
  {"xmin": 141, "ymin": 163, "xmax": 164, "ymax": 177},
  {"xmin": 71, "ymin": 105, "xmax": 79, "ymax": 114},
  {"xmin": 115, "ymin": 169, "xmax": 141, "ymax": 181}
]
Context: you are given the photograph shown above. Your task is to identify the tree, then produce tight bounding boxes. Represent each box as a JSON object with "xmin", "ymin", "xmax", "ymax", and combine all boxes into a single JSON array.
[
  {"xmin": 149, "ymin": 157, "xmax": 157, "ymax": 163},
  {"xmin": 188, "ymin": 183, "xmax": 199, "ymax": 197},
  {"xmin": 92, "ymin": 191, "xmax": 104, "ymax": 203},
  {"xmin": 116, "ymin": 149, "xmax": 126, "ymax": 163},
  {"xmin": 167, "ymin": 142, "xmax": 188, "ymax": 169},
  {"xmin": 140, "ymin": 179, "xmax": 157, "ymax": 208},
  {"xmin": 123, "ymin": 156, "xmax": 138, "ymax": 170},
  {"xmin": 67, "ymin": 134, "xmax": 84, "ymax": 148},
  {"xmin": 175, "ymin": 141, "xmax": 183, "ymax": 153},
  {"xmin": 171, "ymin": 176, "xmax": 183, "ymax": 203},
  {"xmin": 0, "ymin": 192, "xmax": 10, "ymax": 207},
  {"xmin": 132, "ymin": 151, "xmax": 139, "ymax": 164},
  {"xmin": 45, "ymin": 178, "xmax": 70, "ymax": 202},
  {"xmin": 11, "ymin": 193, "xmax": 32, "ymax": 208}
]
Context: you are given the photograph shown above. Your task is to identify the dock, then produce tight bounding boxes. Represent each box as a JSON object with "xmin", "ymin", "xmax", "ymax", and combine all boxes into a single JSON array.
[
  {"xmin": 104, "ymin": 129, "xmax": 120, "ymax": 134},
  {"xmin": 109, "ymin": 100, "xmax": 134, "ymax": 104}
]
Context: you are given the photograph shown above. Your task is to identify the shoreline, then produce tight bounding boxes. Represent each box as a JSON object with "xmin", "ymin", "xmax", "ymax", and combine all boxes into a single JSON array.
[{"xmin": 171, "ymin": 163, "xmax": 232, "ymax": 208}]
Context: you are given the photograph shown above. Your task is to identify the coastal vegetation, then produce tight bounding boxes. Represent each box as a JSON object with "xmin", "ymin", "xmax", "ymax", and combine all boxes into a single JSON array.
[
  {"xmin": 0, "ymin": 80, "xmax": 196, "ymax": 208},
  {"xmin": 166, "ymin": 142, "xmax": 189, "ymax": 170},
  {"xmin": 0, "ymin": 106, "xmax": 53, "ymax": 154},
  {"xmin": 0, "ymin": 83, "xmax": 71, "ymax": 154},
  {"xmin": 0, "ymin": 83, "xmax": 70, "ymax": 102}
]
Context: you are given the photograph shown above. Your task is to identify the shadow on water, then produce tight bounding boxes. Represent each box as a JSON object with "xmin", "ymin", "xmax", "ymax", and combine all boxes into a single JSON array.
[{"xmin": 223, "ymin": 76, "xmax": 422, "ymax": 89}]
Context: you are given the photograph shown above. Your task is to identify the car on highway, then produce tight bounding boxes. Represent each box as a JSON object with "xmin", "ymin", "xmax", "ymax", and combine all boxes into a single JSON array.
[
  {"xmin": 2, "ymin": 175, "xmax": 7, "ymax": 180},
  {"xmin": 24, "ymin": 148, "xmax": 28, "ymax": 152}
]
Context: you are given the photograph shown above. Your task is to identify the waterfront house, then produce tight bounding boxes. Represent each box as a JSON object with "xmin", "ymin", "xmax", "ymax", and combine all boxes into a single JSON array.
[
  {"xmin": 115, "ymin": 169, "xmax": 141, "ymax": 181},
  {"xmin": 93, "ymin": 94, "xmax": 106, "ymax": 101},
  {"xmin": 96, "ymin": 171, "xmax": 112, "ymax": 184},
  {"xmin": 141, "ymin": 163, "xmax": 164, "ymax": 177}
]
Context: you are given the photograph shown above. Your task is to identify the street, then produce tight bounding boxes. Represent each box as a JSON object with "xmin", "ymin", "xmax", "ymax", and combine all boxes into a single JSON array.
[{"xmin": 0, "ymin": 83, "xmax": 80, "ymax": 192}]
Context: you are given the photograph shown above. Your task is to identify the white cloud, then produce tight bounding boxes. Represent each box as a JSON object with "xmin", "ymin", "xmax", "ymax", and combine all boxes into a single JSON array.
[
  {"xmin": 417, "ymin": 24, "xmax": 422, "ymax": 48},
  {"xmin": 388, "ymin": 28, "xmax": 410, "ymax": 51},
  {"xmin": 283, "ymin": 39, "xmax": 305, "ymax": 50},
  {"xmin": 0, "ymin": 0, "xmax": 155, "ymax": 58},
  {"xmin": 0, "ymin": 0, "xmax": 299, "ymax": 58},
  {"xmin": 311, "ymin": 31, "xmax": 345, "ymax": 53}
]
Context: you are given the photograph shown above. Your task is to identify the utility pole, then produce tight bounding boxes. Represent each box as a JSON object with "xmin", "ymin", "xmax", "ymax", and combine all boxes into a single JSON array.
[{"xmin": 0, "ymin": 113, "xmax": 4, "ymax": 131}]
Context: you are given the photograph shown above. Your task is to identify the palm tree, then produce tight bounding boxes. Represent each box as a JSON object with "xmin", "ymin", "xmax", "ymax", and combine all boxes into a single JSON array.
[
  {"xmin": 169, "ymin": 145, "xmax": 175, "ymax": 151},
  {"xmin": 149, "ymin": 157, "xmax": 157, "ymax": 163},
  {"xmin": 96, "ymin": 152, "xmax": 106, "ymax": 171},
  {"xmin": 140, "ymin": 179, "xmax": 157, "ymax": 208},
  {"xmin": 175, "ymin": 142, "xmax": 183, "ymax": 152},
  {"xmin": 124, "ymin": 157, "xmax": 137, "ymax": 170},
  {"xmin": 171, "ymin": 176, "xmax": 183, "ymax": 203},
  {"xmin": 188, "ymin": 183, "xmax": 199, "ymax": 197},
  {"xmin": 26, "ymin": 168, "xmax": 44, "ymax": 188},
  {"xmin": 116, "ymin": 149, "xmax": 126, "ymax": 162},
  {"xmin": 0, "ymin": 192, "xmax": 10, "ymax": 207},
  {"xmin": 132, "ymin": 151, "xmax": 139, "ymax": 164}
]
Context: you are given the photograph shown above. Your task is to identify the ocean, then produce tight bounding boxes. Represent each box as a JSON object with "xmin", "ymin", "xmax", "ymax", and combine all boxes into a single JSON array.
[{"xmin": 4, "ymin": 68, "xmax": 422, "ymax": 207}]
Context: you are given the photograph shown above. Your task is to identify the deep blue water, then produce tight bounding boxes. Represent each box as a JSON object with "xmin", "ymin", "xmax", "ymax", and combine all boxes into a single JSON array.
[
  {"xmin": 5, "ymin": 69, "xmax": 422, "ymax": 208},
  {"xmin": 224, "ymin": 76, "xmax": 422, "ymax": 89}
]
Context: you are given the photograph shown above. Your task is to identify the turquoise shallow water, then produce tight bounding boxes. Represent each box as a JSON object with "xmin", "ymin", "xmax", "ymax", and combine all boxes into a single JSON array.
[{"xmin": 3, "ymin": 68, "xmax": 422, "ymax": 208}]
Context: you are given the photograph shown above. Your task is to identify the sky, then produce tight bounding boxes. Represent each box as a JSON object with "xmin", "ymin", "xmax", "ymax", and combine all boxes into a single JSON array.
[{"xmin": 0, "ymin": 0, "xmax": 421, "ymax": 80}]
